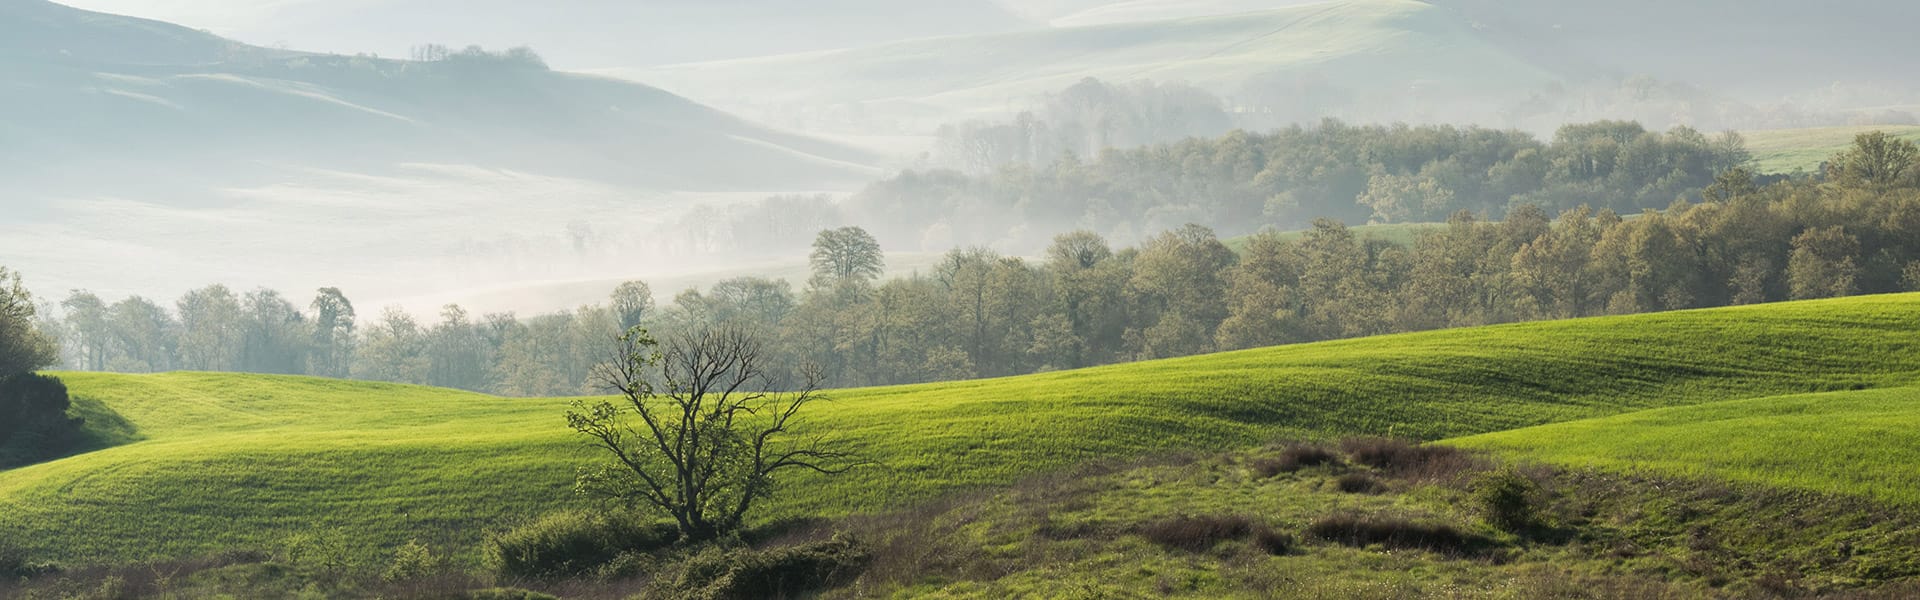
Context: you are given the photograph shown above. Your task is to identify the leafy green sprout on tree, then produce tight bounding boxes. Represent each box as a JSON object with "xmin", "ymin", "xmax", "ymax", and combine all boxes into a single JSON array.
[{"xmin": 567, "ymin": 325, "xmax": 858, "ymax": 543}]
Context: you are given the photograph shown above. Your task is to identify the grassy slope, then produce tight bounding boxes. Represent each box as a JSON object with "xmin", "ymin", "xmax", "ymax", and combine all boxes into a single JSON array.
[
  {"xmin": 4, "ymin": 294, "xmax": 1919, "ymax": 565},
  {"xmin": 1452, "ymin": 385, "xmax": 1920, "ymax": 506},
  {"xmin": 1744, "ymin": 125, "xmax": 1920, "ymax": 174},
  {"xmin": 629, "ymin": 0, "xmax": 1557, "ymax": 122}
]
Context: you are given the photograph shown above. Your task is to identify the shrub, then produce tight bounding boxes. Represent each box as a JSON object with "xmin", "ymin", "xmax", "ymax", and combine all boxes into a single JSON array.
[
  {"xmin": 0, "ymin": 373, "xmax": 81, "ymax": 467},
  {"xmin": 1140, "ymin": 515, "xmax": 1254, "ymax": 553},
  {"xmin": 280, "ymin": 528, "xmax": 358, "ymax": 577},
  {"xmin": 1335, "ymin": 472, "xmax": 1385, "ymax": 494},
  {"xmin": 1253, "ymin": 445, "xmax": 1342, "ymax": 477},
  {"xmin": 382, "ymin": 539, "xmax": 444, "ymax": 582},
  {"xmin": 1306, "ymin": 513, "xmax": 1488, "ymax": 555},
  {"xmin": 1339, "ymin": 438, "xmax": 1480, "ymax": 481},
  {"xmin": 1472, "ymin": 468, "xmax": 1541, "ymax": 531},
  {"xmin": 1252, "ymin": 526, "xmax": 1295, "ymax": 556},
  {"xmin": 484, "ymin": 511, "xmax": 680, "ymax": 579},
  {"xmin": 467, "ymin": 588, "xmax": 561, "ymax": 600},
  {"xmin": 1139, "ymin": 515, "xmax": 1289, "ymax": 555},
  {"xmin": 647, "ymin": 537, "xmax": 870, "ymax": 600}
]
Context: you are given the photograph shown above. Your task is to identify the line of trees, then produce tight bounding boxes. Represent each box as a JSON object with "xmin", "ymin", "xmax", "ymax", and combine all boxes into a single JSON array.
[
  {"xmin": 28, "ymin": 132, "xmax": 1920, "ymax": 395},
  {"xmin": 867, "ymin": 119, "xmax": 1753, "ymax": 254}
]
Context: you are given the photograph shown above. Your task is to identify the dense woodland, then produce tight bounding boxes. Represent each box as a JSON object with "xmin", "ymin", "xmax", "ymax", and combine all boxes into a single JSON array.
[{"xmin": 25, "ymin": 129, "xmax": 1920, "ymax": 395}]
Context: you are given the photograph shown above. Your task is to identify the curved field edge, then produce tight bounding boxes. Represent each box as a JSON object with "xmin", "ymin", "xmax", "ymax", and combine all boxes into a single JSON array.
[
  {"xmin": 1449, "ymin": 385, "xmax": 1920, "ymax": 507},
  {"xmin": 2, "ymin": 293, "xmax": 1918, "ymax": 565}
]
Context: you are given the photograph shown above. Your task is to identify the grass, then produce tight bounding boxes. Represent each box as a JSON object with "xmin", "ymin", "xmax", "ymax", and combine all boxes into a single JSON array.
[
  {"xmin": 1452, "ymin": 385, "xmax": 1920, "ymax": 507},
  {"xmin": 3, "ymin": 293, "xmax": 1919, "ymax": 567},
  {"xmin": 1743, "ymin": 124, "xmax": 1920, "ymax": 174}
]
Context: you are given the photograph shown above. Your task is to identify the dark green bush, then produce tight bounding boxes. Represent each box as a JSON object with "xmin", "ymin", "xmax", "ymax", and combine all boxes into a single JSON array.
[
  {"xmin": 647, "ymin": 537, "xmax": 870, "ymax": 600},
  {"xmin": 1471, "ymin": 468, "xmax": 1541, "ymax": 531},
  {"xmin": 0, "ymin": 373, "xmax": 80, "ymax": 467},
  {"xmin": 484, "ymin": 511, "xmax": 679, "ymax": 579}
]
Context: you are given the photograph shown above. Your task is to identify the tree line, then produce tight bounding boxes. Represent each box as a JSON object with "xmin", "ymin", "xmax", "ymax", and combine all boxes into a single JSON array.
[
  {"xmin": 23, "ymin": 131, "xmax": 1920, "ymax": 395},
  {"xmin": 857, "ymin": 119, "xmax": 1754, "ymax": 255}
]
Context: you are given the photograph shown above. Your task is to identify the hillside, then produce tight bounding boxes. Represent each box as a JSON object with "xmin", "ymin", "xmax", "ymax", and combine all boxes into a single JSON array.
[
  {"xmin": 54, "ymin": 0, "xmax": 1035, "ymax": 70},
  {"xmin": 1, "ymin": 1, "xmax": 888, "ymax": 318},
  {"xmin": 4, "ymin": 294, "xmax": 1918, "ymax": 566},
  {"xmin": 1431, "ymin": 0, "xmax": 1920, "ymax": 100},
  {"xmin": 627, "ymin": 0, "xmax": 1562, "ymax": 132},
  {"xmin": 1745, "ymin": 124, "xmax": 1920, "ymax": 174},
  {"xmin": 2, "ymin": 1, "xmax": 879, "ymax": 196},
  {"xmin": 1452, "ymin": 385, "xmax": 1920, "ymax": 507}
]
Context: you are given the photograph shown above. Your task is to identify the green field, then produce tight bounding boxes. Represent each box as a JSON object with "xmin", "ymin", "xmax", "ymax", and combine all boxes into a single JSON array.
[
  {"xmin": 5, "ymin": 293, "xmax": 1919, "ymax": 568},
  {"xmin": 1453, "ymin": 386, "xmax": 1920, "ymax": 506},
  {"xmin": 1744, "ymin": 124, "xmax": 1920, "ymax": 174}
]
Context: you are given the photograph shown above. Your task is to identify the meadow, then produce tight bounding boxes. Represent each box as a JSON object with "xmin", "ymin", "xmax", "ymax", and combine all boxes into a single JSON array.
[
  {"xmin": 1453, "ymin": 385, "xmax": 1920, "ymax": 506},
  {"xmin": 4, "ymin": 293, "xmax": 1919, "ymax": 570},
  {"xmin": 1743, "ymin": 124, "xmax": 1920, "ymax": 174}
]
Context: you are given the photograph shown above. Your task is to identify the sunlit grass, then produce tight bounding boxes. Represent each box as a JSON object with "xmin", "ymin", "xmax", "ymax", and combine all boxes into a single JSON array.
[
  {"xmin": 1451, "ymin": 385, "xmax": 1920, "ymax": 506},
  {"xmin": 3, "ymin": 293, "xmax": 1917, "ymax": 565},
  {"xmin": 1744, "ymin": 124, "xmax": 1920, "ymax": 174}
]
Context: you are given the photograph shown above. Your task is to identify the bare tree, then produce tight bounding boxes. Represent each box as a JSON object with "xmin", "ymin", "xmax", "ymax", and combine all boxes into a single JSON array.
[{"xmin": 568, "ymin": 326, "xmax": 856, "ymax": 542}]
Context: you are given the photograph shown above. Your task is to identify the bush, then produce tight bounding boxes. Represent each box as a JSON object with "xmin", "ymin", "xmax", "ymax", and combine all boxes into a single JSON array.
[
  {"xmin": 1472, "ymin": 468, "xmax": 1541, "ymax": 532},
  {"xmin": 1340, "ymin": 438, "xmax": 1479, "ymax": 480},
  {"xmin": 1252, "ymin": 526, "xmax": 1295, "ymax": 555},
  {"xmin": 467, "ymin": 588, "xmax": 561, "ymax": 600},
  {"xmin": 1253, "ymin": 445, "xmax": 1342, "ymax": 477},
  {"xmin": 0, "ymin": 373, "xmax": 80, "ymax": 467},
  {"xmin": 1306, "ymin": 513, "xmax": 1489, "ymax": 555},
  {"xmin": 647, "ymin": 537, "xmax": 870, "ymax": 600},
  {"xmin": 484, "ymin": 511, "xmax": 679, "ymax": 579},
  {"xmin": 1139, "ymin": 515, "xmax": 1289, "ymax": 555},
  {"xmin": 382, "ymin": 539, "xmax": 444, "ymax": 582},
  {"xmin": 1335, "ymin": 472, "xmax": 1385, "ymax": 494}
]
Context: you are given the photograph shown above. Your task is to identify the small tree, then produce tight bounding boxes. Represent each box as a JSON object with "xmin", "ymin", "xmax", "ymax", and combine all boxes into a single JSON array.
[{"xmin": 568, "ymin": 326, "xmax": 856, "ymax": 543}]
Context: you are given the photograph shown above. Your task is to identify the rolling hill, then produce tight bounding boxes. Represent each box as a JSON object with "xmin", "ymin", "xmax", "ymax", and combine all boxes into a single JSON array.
[
  {"xmin": 4, "ymin": 293, "xmax": 1918, "ymax": 566},
  {"xmin": 52, "ymin": 0, "xmax": 1037, "ymax": 70},
  {"xmin": 1, "ymin": 0, "xmax": 889, "ymax": 319},
  {"xmin": 1452, "ymin": 385, "xmax": 1920, "ymax": 507},
  {"xmin": 1431, "ymin": 0, "xmax": 1920, "ymax": 100},
  {"xmin": 1, "ymin": 0, "xmax": 880, "ymax": 196},
  {"xmin": 626, "ymin": 0, "xmax": 1564, "ymax": 132},
  {"xmin": 1743, "ymin": 124, "xmax": 1920, "ymax": 174}
]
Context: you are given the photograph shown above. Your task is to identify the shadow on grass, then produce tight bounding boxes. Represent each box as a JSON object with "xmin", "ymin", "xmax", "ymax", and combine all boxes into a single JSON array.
[{"xmin": 0, "ymin": 395, "xmax": 143, "ymax": 471}]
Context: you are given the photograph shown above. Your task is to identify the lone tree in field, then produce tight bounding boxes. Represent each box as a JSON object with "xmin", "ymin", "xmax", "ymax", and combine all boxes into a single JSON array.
[{"xmin": 567, "ymin": 326, "xmax": 856, "ymax": 542}]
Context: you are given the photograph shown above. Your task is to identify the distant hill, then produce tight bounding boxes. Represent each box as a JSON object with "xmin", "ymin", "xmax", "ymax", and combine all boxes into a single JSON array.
[
  {"xmin": 629, "ymin": 0, "xmax": 1561, "ymax": 132},
  {"xmin": 1, "ymin": 0, "xmax": 880, "ymax": 197},
  {"xmin": 53, "ymin": 0, "xmax": 1037, "ymax": 69},
  {"xmin": 1431, "ymin": 0, "xmax": 1920, "ymax": 99}
]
